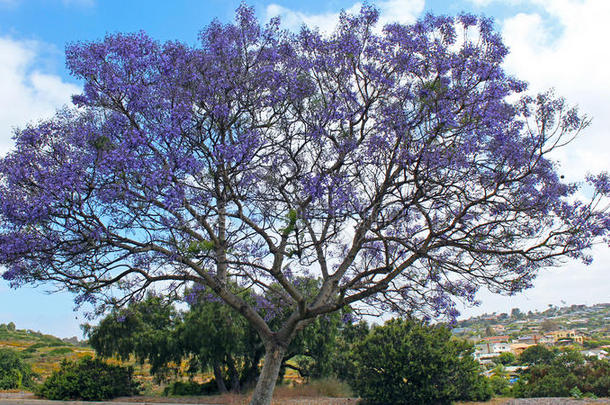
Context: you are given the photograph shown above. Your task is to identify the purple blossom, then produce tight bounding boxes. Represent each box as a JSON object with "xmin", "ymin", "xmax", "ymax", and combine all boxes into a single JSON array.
[{"xmin": 0, "ymin": 5, "xmax": 607, "ymax": 360}]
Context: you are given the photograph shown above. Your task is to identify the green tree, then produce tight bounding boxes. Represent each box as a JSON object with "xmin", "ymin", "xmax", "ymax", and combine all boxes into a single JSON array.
[
  {"xmin": 348, "ymin": 318, "xmax": 491, "ymax": 404},
  {"xmin": 519, "ymin": 345, "xmax": 556, "ymax": 366},
  {"xmin": 511, "ymin": 308, "xmax": 523, "ymax": 319},
  {"xmin": 87, "ymin": 284, "xmax": 344, "ymax": 393},
  {"xmin": 494, "ymin": 352, "xmax": 517, "ymax": 366},
  {"xmin": 514, "ymin": 348, "xmax": 610, "ymax": 398},
  {"xmin": 84, "ymin": 294, "xmax": 182, "ymax": 381},
  {"xmin": 329, "ymin": 321, "xmax": 370, "ymax": 383},
  {"xmin": 0, "ymin": 348, "xmax": 35, "ymax": 389},
  {"xmin": 178, "ymin": 288, "xmax": 263, "ymax": 393}
]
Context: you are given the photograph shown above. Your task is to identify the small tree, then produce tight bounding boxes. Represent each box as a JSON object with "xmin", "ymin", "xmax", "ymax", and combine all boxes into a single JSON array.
[
  {"xmin": 494, "ymin": 351, "xmax": 517, "ymax": 366},
  {"xmin": 348, "ymin": 318, "xmax": 492, "ymax": 404},
  {"xmin": 2, "ymin": 5, "xmax": 609, "ymax": 404},
  {"xmin": 84, "ymin": 294, "xmax": 182, "ymax": 381},
  {"xmin": 519, "ymin": 345, "xmax": 556, "ymax": 366},
  {"xmin": 515, "ymin": 348, "xmax": 610, "ymax": 398},
  {"xmin": 0, "ymin": 348, "xmax": 35, "ymax": 389}
]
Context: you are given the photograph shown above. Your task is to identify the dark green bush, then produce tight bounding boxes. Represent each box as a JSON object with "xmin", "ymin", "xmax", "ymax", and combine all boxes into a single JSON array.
[
  {"xmin": 515, "ymin": 349, "xmax": 610, "ymax": 398},
  {"xmin": 0, "ymin": 348, "xmax": 35, "ymax": 389},
  {"xmin": 37, "ymin": 357, "xmax": 140, "ymax": 400},
  {"xmin": 47, "ymin": 347, "xmax": 73, "ymax": 356},
  {"xmin": 348, "ymin": 318, "xmax": 492, "ymax": 405},
  {"xmin": 163, "ymin": 380, "xmax": 218, "ymax": 396},
  {"xmin": 489, "ymin": 375, "xmax": 511, "ymax": 396}
]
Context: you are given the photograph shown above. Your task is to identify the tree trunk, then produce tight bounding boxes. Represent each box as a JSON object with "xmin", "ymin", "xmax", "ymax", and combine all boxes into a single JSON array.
[
  {"xmin": 248, "ymin": 343, "xmax": 286, "ymax": 405},
  {"xmin": 227, "ymin": 354, "xmax": 241, "ymax": 393},
  {"xmin": 213, "ymin": 362, "xmax": 228, "ymax": 394}
]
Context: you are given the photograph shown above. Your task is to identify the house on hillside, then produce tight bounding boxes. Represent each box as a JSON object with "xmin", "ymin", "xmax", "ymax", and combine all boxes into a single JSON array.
[
  {"xmin": 510, "ymin": 342, "xmax": 534, "ymax": 355},
  {"xmin": 474, "ymin": 341, "xmax": 512, "ymax": 363},
  {"xmin": 482, "ymin": 335, "xmax": 510, "ymax": 344},
  {"xmin": 547, "ymin": 329, "xmax": 585, "ymax": 344},
  {"xmin": 580, "ymin": 349, "xmax": 608, "ymax": 360},
  {"xmin": 491, "ymin": 324, "xmax": 506, "ymax": 333},
  {"xmin": 516, "ymin": 334, "xmax": 544, "ymax": 345}
]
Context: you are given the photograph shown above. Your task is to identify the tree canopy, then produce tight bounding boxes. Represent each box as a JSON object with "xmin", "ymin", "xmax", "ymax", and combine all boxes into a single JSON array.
[{"xmin": 1, "ymin": 5, "xmax": 609, "ymax": 404}]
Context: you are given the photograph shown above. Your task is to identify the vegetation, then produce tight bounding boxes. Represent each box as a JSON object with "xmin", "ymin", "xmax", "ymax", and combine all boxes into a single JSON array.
[
  {"xmin": 0, "ymin": 348, "xmax": 35, "ymax": 389},
  {"xmin": 347, "ymin": 319, "xmax": 492, "ymax": 404},
  {"xmin": 86, "ymin": 287, "xmax": 346, "ymax": 394},
  {"xmin": 36, "ymin": 357, "xmax": 140, "ymax": 400},
  {"xmin": 0, "ymin": 323, "xmax": 93, "ymax": 381},
  {"xmin": 513, "ymin": 348, "xmax": 610, "ymax": 398}
]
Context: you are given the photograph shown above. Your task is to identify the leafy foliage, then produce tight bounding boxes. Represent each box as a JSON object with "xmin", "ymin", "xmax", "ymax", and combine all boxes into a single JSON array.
[
  {"xmin": 347, "ymin": 318, "xmax": 492, "ymax": 404},
  {"xmin": 86, "ymin": 285, "xmax": 345, "ymax": 393},
  {"xmin": 493, "ymin": 351, "xmax": 517, "ymax": 366},
  {"xmin": 514, "ymin": 348, "xmax": 610, "ymax": 398},
  {"xmin": 163, "ymin": 380, "xmax": 219, "ymax": 396},
  {"xmin": 0, "ymin": 348, "xmax": 35, "ymax": 389},
  {"xmin": 518, "ymin": 345, "xmax": 556, "ymax": 366},
  {"xmin": 84, "ymin": 294, "xmax": 181, "ymax": 380},
  {"xmin": 36, "ymin": 357, "xmax": 140, "ymax": 400}
]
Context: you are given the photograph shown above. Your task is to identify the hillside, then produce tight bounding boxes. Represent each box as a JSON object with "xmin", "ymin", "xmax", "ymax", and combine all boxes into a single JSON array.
[
  {"xmin": 452, "ymin": 302, "xmax": 610, "ymax": 346},
  {"xmin": 0, "ymin": 322, "xmax": 94, "ymax": 379}
]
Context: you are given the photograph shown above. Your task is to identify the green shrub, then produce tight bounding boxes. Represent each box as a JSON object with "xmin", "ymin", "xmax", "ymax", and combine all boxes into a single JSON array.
[
  {"xmin": 163, "ymin": 380, "xmax": 218, "ymax": 396},
  {"xmin": 348, "ymin": 318, "xmax": 492, "ymax": 405},
  {"xmin": 37, "ymin": 357, "xmax": 140, "ymax": 400},
  {"xmin": 489, "ymin": 375, "xmax": 511, "ymax": 396},
  {"xmin": 0, "ymin": 348, "xmax": 35, "ymax": 389},
  {"xmin": 22, "ymin": 343, "xmax": 45, "ymax": 353},
  {"xmin": 515, "ymin": 349, "xmax": 610, "ymax": 398},
  {"xmin": 47, "ymin": 347, "xmax": 73, "ymax": 356}
]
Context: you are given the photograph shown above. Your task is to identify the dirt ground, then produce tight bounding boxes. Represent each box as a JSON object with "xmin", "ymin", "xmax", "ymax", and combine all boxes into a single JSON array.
[
  {"xmin": 3, "ymin": 392, "xmax": 610, "ymax": 405},
  {"xmin": 460, "ymin": 399, "xmax": 610, "ymax": 405},
  {"xmin": 113, "ymin": 396, "xmax": 610, "ymax": 405}
]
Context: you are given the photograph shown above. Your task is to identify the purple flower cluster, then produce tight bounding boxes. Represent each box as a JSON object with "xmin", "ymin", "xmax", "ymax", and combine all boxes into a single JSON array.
[{"xmin": 0, "ymin": 4, "xmax": 608, "ymax": 329}]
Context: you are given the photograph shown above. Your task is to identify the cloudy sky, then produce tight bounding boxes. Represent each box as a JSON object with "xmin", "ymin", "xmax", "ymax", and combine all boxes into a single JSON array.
[{"xmin": 0, "ymin": 0, "xmax": 608, "ymax": 337}]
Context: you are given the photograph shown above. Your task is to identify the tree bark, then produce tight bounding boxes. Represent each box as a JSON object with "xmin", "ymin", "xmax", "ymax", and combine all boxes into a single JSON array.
[
  {"xmin": 248, "ymin": 343, "xmax": 286, "ymax": 405},
  {"xmin": 213, "ymin": 362, "xmax": 228, "ymax": 394},
  {"xmin": 227, "ymin": 354, "xmax": 241, "ymax": 392}
]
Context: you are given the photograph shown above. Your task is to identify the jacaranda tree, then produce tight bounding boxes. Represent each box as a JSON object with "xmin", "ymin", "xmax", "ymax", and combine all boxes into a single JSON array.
[{"xmin": 1, "ymin": 5, "xmax": 609, "ymax": 404}]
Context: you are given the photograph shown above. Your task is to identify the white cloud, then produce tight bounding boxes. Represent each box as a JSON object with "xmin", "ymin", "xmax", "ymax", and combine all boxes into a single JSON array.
[
  {"xmin": 266, "ymin": 0, "xmax": 424, "ymax": 33},
  {"xmin": 0, "ymin": 36, "xmax": 80, "ymax": 156},
  {"xmin": 461, "ymin": 246, "xmax": 610, "ymax": 318},
  {"xmin": 500, "ymin": 0, "xmax": 610, "ymax": 178},
  {"xmin": 457, "ymin": 0, "xmax": 610, "ymax": 318}
]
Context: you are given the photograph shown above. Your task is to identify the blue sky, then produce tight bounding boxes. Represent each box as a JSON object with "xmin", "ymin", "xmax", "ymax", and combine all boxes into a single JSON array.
[{"xmin": 1, "ymin": 0, "xmax": 608, "ymax": 338}]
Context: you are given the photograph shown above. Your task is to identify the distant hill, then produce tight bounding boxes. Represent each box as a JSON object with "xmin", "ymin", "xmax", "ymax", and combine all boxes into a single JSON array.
[
  {"xmin": 0, "ymin": 322, "xmax": 95, "ymax": 379},
  {"xmin": 452, "ymin": 302, "xmax": 610, "ymax": 345}
]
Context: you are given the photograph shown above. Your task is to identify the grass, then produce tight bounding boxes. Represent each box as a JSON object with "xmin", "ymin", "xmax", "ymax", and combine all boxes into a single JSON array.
[{"xmin": 123, "ymin": 379, "xmax": 357, "ymax": 405}]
